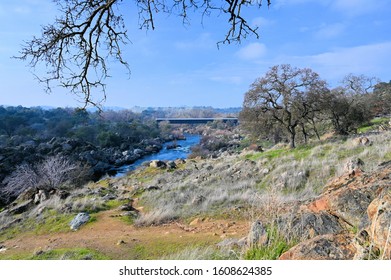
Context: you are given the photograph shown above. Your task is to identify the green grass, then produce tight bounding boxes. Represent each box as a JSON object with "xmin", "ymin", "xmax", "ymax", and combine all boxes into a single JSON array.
[
  {"xmin": 244, "ymin": 226, "xmax": 298, "ymax": 260},
  {"xmin": 119, "ymin": 214, "xmax": 136, "ymax": 225},
  {"xmin": 0, "ymin": 210, "xmax": 73, "ymax": 242},
  {"xmin": 0, "ymin": 209, "xmax": 98, "ymax": 243},
  {"xmin": 0, "ymin": 248, "xmax": 110, "ymax": 260},
  {"xmin": 245, "ymin": 144, "xmax": 313, "ymax": 162},
  {"xmin": 358, "ymin": 117, "xmax": 389, "ymax": 133},
  {"xmin": 336, "ymin": 146, "xmax": 366, "ymax": 160},
  {"xmin": 104, "ymin": 199, "xmax": 123, "ymax": 209},
  {"xmin": 33, "ymin": 211, "xmax": 74, "ymax": 234}
]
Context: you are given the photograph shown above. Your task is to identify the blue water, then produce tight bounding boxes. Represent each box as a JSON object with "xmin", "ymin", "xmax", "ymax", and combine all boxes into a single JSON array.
[{"xmin": 115, "ymin": 134, "xmax": 200, "ymax": 176}]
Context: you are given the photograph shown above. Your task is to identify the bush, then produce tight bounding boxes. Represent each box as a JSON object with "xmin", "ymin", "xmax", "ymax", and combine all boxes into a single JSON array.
[{"xmin": 1, "ymin": 155, "xmax": 90, "ymax": 201}]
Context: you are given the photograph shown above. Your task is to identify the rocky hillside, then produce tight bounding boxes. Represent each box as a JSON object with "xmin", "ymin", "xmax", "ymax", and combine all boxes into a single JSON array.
[
  {"xmin": 278, "ymin": 158, "xmax": 391, "ymax": 259},
  {"xmin": 1, "ymin": 131, "xmax": 391, "ymax": 259}
]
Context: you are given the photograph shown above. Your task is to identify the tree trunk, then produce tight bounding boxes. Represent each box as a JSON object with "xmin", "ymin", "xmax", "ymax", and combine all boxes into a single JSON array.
[
  {"xmin": 301, "ymin": 123, "xmax": 308, "ymax": 144},
  {"xmin": 289, "ymin": 128, "xmax": 296, "ymax": 149}
]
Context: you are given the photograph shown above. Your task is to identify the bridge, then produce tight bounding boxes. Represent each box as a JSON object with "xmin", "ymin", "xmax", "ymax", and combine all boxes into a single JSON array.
[{"xmin": 156, "ymin": 117, "xmax": 239, "ymax": 125}]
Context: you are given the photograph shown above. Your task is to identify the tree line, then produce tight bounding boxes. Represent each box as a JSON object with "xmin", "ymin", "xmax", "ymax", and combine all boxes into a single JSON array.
[
  {"xmin": 0, "ymin": 106, "xmax": 161, "ymax": 148},
  {"xmin": 240, "ymin": 64, "xmax": 391, "ymax": 148}
]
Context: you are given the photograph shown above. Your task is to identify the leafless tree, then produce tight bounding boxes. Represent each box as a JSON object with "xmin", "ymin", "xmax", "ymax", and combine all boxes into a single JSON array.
[
  {"xmin": 16, "ymin": 0, "xmax": 271, "ymax": 108},
  {"xmin": 241, "ymin": 64, "xmax": 328, "ymax": 148}
]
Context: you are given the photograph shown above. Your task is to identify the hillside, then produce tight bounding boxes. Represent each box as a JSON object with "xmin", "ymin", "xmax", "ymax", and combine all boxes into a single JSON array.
[{"xmin": 1, "ymin": 129, "xmax": 391, "ymax": 260}]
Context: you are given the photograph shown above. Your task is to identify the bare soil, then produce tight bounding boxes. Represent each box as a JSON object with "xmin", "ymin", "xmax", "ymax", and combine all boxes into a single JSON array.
[{"xmin": 1, "ymin": 208, "xmax": 249, "ymax": 259}]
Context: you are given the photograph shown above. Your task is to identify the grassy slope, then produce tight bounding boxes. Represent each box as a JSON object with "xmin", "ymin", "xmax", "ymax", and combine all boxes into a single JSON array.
[{"xmin": 1, "ymin": 128, "xmax": 391, "ymax": 260}]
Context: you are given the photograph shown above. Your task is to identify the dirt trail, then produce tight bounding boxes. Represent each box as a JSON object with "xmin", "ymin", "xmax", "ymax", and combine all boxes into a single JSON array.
[{"xmin": 1, "ymin": 209, "xmax": 249, "ymax": 259}]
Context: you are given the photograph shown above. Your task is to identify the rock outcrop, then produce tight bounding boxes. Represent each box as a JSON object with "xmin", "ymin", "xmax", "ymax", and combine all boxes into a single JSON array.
[{"xmin": 278, "ymin": 159, "xmax": 391, "ymax": 260}]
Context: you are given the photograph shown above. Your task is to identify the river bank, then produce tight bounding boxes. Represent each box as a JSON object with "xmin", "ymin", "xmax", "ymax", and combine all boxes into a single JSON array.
[{"xmin": 114, "ymin": 134, "xmax": 201, "ymax": 176}]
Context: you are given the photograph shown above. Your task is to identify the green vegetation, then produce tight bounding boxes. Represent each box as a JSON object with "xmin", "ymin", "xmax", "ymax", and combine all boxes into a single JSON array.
[
  {"xmin": 125, "ymin": 238, "xmax": 219, "ymax": 260},
  {"xmin": 0, "ymin": 248, "xmax": 109, "ymax": 260},
  {"xmin": 0, "ymin": 210, "xmax": 73, "ymax": 243},
  {"xmin": 357, "ymin": 117, "xmax": 389, "ymax": 133},
  {"xmin": 244, "ymin": 226, "xmax": 298, "ymax": 260},
  {"xmin": 245, "ymin": 144, "xmax": 313, "ymax": 162}
]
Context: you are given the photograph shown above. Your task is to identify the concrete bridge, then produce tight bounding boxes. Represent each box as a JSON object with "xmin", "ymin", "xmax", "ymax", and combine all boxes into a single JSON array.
[{"xmin": 156, "ymin": 117, "xmax": 239, "ymax": 125}]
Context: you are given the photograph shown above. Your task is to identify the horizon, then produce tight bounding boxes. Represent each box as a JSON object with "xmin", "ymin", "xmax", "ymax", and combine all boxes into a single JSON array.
[{"xmin": 0, "ymin": 104, "xmax": 243, "ymax": 111}]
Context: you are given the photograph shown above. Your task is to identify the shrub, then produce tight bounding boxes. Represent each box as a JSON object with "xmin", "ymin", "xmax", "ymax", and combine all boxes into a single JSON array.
[{"xmin": 2, "ymin": 155, "xmax": 90, "ymax": 201}]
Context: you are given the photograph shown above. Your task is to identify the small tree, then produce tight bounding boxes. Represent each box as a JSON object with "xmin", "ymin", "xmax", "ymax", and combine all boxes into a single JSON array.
[
  {"xmin": 326, "ymin": 74, "xmax": 378, "ymax": 135},
  {"xmin": 241, "ymin": 64, "xmax": 328, "ymax": 148},
  {"xmin": 372, "ymin": 81, "xmax": 391, "ymax": 116}
]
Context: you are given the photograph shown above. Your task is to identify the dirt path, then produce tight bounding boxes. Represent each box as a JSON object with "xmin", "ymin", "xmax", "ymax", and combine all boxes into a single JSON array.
[{"xmin": 1, "ymin": 209, "xmax": 249, "ymax": 259}]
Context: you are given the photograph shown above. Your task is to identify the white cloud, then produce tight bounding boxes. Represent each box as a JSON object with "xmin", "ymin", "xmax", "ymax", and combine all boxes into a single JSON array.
[
  {"xmin": 331, "ymin": 0, "xmax": 388, "ymax": 17},
  {"xmin": 278, "ymin": 42, "xmax": 391, "ymax": 85},
  {"xmin": 275, "ymin": 0, "xmax": 388, "ymax": 17},
  {"xmin": 314, "ymin": 23, "xmax": 346, "ymax": 39},
  {"xmin": 236, "ymin": 43, "xmax": 267, "ymax": 60}
]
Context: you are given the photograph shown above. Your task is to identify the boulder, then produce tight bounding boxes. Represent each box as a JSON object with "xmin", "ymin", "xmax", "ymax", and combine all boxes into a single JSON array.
[
  {"xmin": 34, "ymin": 190, "xmax": 48, "ymax": 204},
  {"xmin": 149, "ymin": 160, "xmax": 167, "ymax": 169},
  {"xmin": 167, "ymin": 161, "xmax": 177, "ymax": 169},
  {"xmin": 247, "ymin": 220, "xmax": 268, "ymax": 247},
  {"xmin": 133, "ymin": 148, "xmax": 144, "ymax": 155},
  {"xmin": 353, "ymin": 137, "xmax": 371, "ymax": 146},
  {"xmin": 119, "ymin": 201, "xmax": 138, "ymax": 212},
  {"xmin": 279, "ymin": 234, "xmax": 356, "ymax": 260},
  {"xmin": 174, "ymin": 159, "xmax": 186, "ymax": 165},
  {"xmin": 69, "ymin": 212, "xmax": 90, "ymax": 231},
  {"xmin": 9, "ymin": 199, "xmax": 34, "ymax": 215},
  {"xmin": 367, "ymin": 193, "xmax": 391, "ymax": 259},
  {"xmin": 284, "ymin": 211, "xmax": 345, "ymax": 239},
  {"xmin": 343, "ymin": 158, "xmax": 364, "ymax": 177},
  {"xmin": 145, "ymin": 186, "xmax": 161, "ymax": 191},
  {"xmin": 15, "ymin": 187, "xmax": 37, "ymax": 202}
]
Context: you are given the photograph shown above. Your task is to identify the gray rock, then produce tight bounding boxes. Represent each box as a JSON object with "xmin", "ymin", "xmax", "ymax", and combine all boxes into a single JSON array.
[
  {"xmin": 9, "ymin": 199, "xmax": 34, "ymax": 215},
  {"xmin": 34, "ymin": 190, "xmax": 48, "ymax": 204},
  {"xmin": 133, "ymin": 148, "xmax": 144, "ymax": 155},
  {"xmin": 70, "ymin": 212, "xmax": 90, "ymax": 231},
  {"xmin": 247, "ymin": 220, "xmax": 268, "ymax": 247},
  {"xmin": 167, "ymin": 161, "xmax": 177, "ymax": 169},
  {"xmin": 280, "ymin": 234, "xmax": 356, "ymax": 260},
  {"xmin": 145, "ymin": 186, "xmax": 161, "ymax": 191},
  {"xmin": 62, "ymin": 143, "xmax": 73, "ymax": 151},
  {"xmin": 344, "ymin": 158, "xmax": 364, "ymax": 176},
  {"xmin": 150, "ymin": 160, "xmax": 167, "ymax": 169},
  {"xmin": 286, "ymin": 211, "xmax": 344, "ymax": 239},
  {"xmin": 217, "ymin": 237, "xmax": 247, "ymax": 248}
]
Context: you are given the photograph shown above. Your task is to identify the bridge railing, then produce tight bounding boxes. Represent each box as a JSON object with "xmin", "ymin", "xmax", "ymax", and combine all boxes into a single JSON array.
[{"xmin": 156, "ymin": 118, "xmax": 239, "ymax": 125}]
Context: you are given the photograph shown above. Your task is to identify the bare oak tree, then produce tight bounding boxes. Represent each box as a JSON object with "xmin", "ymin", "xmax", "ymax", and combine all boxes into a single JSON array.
[
  {"xmin": 241, "ymin": 64, "xmax": 328, "ymax": 148},
  {"xmin": 16, "ymin": 0, "xmax": 271, "ymax": 108}
]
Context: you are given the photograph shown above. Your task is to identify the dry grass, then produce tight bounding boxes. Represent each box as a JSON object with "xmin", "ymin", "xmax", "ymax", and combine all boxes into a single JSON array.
[{"xmin": 132, "ymin": 131, "xmax": 391, "ymax": 239}]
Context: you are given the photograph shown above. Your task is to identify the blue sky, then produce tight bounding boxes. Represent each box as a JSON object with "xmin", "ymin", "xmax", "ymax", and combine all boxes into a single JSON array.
[{"xmin": 0, "ymin": 0, "xmax": 390, "ymax": 108}]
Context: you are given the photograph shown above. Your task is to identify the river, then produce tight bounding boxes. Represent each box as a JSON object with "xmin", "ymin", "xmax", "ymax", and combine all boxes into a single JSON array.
[{"xmin": 114, "ymin": 134, "xmax": 201, "ymax": 176}]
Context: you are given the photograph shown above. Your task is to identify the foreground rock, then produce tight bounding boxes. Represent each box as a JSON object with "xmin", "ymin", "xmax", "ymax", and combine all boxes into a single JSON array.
[
  {"xmin": 279, "ymin": 234, "xmax": 356, "ymax": 260},
  {"xmin": 69, "ymin": 212, "xmax": 90, "ymax": 231},
  {"xmin": 277, "ymin": 159, "xmax": 391, "ymax": 260}
]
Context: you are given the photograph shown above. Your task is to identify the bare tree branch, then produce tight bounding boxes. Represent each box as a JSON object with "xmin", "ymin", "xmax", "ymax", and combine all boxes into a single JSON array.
[{"xmin": 15, "ymin": 0, "xmax": 271, "ymax": 109}]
